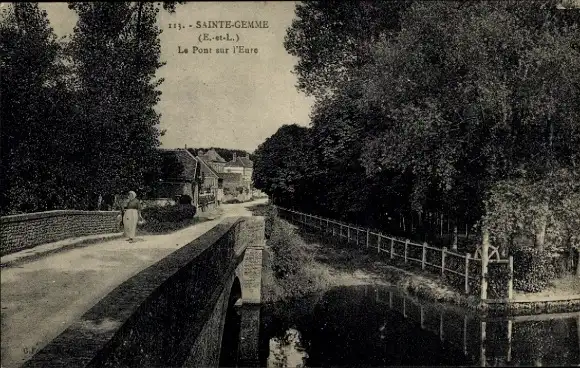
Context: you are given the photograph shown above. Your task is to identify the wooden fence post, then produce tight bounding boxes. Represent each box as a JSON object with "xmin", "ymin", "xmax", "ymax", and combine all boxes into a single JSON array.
[
  {"xmin": 508, "ymin": 255, "xmax": 514, "ymax": 300},
  {"xmin": 465, "ymin": 253, "xmax": 470, "ymax": 294},
  {"xmin": 390, "ymin": 238, "xmax": 395, "ymax": 259},
  {"xmin": 480, "ymin": 321, "xmax": 487, "ymax": 367},
  {"xmin": 366, "ymin": 229, "xmax": 370, "ymax": 248},
  {"xmin": 422, "ymin": 242, "xmax": 427, "ymax": 270},
  {"xmin": 404, "ymin": 240, "xmax": 409, "ymax": 263},
  {"xmin": 452, "ymin": 223, "xmax": 458, "ymax": 251},
  {"xmin": 441, "ymin": 247, "xmax": 447, "ymax": 276},
  {"xmin": 348, "ymin": 226, "xmax": 351, "ymax": 243},
  {"xmin": 327, "ymin": 218, "xmax": 329, "ymax": 233},
  {"xmin": 356, "ymin": 229, "xmax": 359, "ymax": 246},
  {"xmin": 481, "ymin": 228, "xmax": 490, "ymax": 301},
  {"xmin": 378, "ymin": 235, "xmax": 382, "ymax": 254},
  {"xmin": 463, "ymin": 316, "xmax": 468, "ymax": 356}
]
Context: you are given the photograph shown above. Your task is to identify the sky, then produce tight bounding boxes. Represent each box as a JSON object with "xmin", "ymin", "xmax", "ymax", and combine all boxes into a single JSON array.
[{"xmin": 39, "ymin": 2, "xmax": 314, "ymax": 153}]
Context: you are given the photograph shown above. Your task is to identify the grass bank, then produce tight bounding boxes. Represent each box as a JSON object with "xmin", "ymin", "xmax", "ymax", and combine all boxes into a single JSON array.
[
  {"xmin": 250, "ymin": 204, "xmax": 479, "ymax": 307},
  {"xmin": 252, "ymin": 204, "xmax": 580, "ymax": 314}
]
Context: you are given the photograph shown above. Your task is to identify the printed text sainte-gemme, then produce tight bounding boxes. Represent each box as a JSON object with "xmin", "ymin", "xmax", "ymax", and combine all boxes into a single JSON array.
[{"xmin": 195, "ymin": 20, "xmax": 269, "ymax": 29}]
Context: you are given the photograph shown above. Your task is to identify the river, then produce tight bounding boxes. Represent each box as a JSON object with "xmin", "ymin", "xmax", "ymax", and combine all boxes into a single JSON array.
[{"xmin": 252, "ymin": 285, "xmax": 579, "ymax": 367}]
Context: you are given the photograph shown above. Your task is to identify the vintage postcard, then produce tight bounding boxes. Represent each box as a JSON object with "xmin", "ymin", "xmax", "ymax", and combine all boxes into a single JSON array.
[{"xmin": 1, "ymin": 1, "xmax": 579, "ymax": 367}]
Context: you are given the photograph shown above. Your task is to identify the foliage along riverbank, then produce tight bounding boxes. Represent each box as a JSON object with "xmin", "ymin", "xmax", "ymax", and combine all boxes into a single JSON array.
[
  {"xmin": 253, "ymin": 204, "xmax": 477, "ymax": 308},
  {"xmin": 254, "ymin": 204, "xmax": 580, "ymax": 314}
]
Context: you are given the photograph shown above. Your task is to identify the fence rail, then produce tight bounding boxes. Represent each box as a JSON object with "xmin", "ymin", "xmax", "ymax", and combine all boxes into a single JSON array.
[{"xmin": 275, "ymin": 206, "xmax": 514, "ymax": 301}]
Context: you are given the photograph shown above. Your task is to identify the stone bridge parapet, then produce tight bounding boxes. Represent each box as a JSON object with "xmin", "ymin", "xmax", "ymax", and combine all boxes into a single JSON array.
[
  {"xmin": 22, "ymin": 216, "xmax": 265, "ymax": 368},
  {"xmin": 0, "ymin": 210, "xmax": 119, "ymax": 255}
]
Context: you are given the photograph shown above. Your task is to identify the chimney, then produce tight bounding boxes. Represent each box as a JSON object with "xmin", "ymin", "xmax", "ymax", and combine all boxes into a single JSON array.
[
  {"xmin": 232, "ymin": 152, "xmax": 237, "ymax": 161},
  {"xmin": 185, "ymin": 144, "xmax": 188, "ymax": 150}
]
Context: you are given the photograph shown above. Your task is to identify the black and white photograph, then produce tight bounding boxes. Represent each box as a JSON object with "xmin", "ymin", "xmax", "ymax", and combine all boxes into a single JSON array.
[{"xmin": 1, "ymin": 1, "xmax": 580, "ymax": 367}]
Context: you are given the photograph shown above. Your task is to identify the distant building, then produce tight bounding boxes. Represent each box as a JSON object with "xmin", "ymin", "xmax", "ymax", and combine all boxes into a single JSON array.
[
  {"xmin": 224, "ymin": 152, "xmax": 253, "ymax": 186},
  {"xmin": 155, "ymin": 148, "xmax": 200, "ymax": 206},
  {"xmin": 197, "ymin": 149, "xmax": 226, "ymax": 173},
  {"xmin": 195, "ymin": 153, "xmax": 223, "ymax": 194},
  {"xmin": 220, "ymin": 172, "xmax": 251, "ymax": 202}
]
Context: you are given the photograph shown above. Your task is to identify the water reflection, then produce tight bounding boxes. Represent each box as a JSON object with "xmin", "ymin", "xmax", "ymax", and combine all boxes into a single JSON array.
[
  {"xmin": 258, "ymin": 285, "xmax": 580, "ymax": 367},
  {"xmin": 267, "ymin": 328, "xmax": 308, "ymax": 367}
]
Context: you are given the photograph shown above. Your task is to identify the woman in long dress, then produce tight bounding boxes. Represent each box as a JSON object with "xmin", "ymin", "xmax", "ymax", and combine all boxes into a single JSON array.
[{"xmin": 123, "ymin": 191, "xmax": 143, "ymax": 242}]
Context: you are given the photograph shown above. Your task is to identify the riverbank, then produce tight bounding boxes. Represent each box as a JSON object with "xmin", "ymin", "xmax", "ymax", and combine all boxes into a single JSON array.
[
  {"xmin": 252, "ymin": 204, "xmax": 580, "ymax": 314},
  {"xmin": 251, "ymin": 205, "xmax": 476, "ymax": 307}
]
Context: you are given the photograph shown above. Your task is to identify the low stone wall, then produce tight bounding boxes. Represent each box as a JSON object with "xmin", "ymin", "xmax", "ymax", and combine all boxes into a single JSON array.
[{"xmin": 0, "ymin": 210, "xmax": 119, "ymax": 255}]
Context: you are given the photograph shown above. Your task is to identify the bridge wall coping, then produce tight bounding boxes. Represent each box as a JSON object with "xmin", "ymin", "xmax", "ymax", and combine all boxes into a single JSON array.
[{"xmin": 1, "ymin": 210, "xmax": 118, "ymax": 223}]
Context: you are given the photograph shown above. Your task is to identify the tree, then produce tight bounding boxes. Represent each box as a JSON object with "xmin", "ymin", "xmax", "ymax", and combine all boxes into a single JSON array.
[
  {"xmin": 187, "ymin": 147, "xmax": 255, "ymax": 162},
  {"xmin": 284, "ymin": 0, "xmax": 413, "ymax": 99},
  {"xmin": 358, "ymin": 0, "xmax": 580, "ymax": 236},
  {"xmin": 253, "ymin": 125, "xmax": 315, "ymax": 207},
  {"xmin": 0, "ymin": 3, "xmax": 76, "ymax": 214},
  {"xmin": 268, "ymin": 0, "xmax": 580, "ymax": 252},
  {"xmin": 66, "ymin": 2, "xmax": 175, "ymax": 206}
]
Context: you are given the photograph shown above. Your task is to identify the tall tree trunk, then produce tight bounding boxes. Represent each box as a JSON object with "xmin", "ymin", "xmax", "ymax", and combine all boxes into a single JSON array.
[
  {"xmin": 535, "ymin": 202, "xmax": 549, "ymax": 251},
  {"xmin": 576, "ymin": 249, "xmax": 580, "ymax": 277}
]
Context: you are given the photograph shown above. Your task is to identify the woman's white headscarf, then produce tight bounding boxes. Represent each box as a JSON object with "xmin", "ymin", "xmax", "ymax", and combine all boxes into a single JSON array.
[{"xmin": 128, "ymin": 191, "xmax": 137, "ymax": 200}]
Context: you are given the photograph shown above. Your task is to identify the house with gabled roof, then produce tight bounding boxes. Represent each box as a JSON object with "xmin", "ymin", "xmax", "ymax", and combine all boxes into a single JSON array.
[
  {"xmin": 194, "ymin": 153, "xmax": 223, "ymax": 194},
  {"xmin": 224, "ymin": 152, "xmax": 254, "ymax": 185},
  {"xmin": 197, "ymin": 149, "xmax": 226, "ymax": 173},
  {"xmin": 155, "ymin": 148, "xmax": 200, "ymax": 206}
]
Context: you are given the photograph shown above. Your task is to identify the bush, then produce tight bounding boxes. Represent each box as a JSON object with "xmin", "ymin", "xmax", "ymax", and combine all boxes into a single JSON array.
[
  {"xmin": 178, "ymin": 194, "xmax": 192, "ymax": 205},
  {"xmin": 487, "ymin": 263, "xmax": 512, "ymax": 298},
  {"xmin": 511, "ymin": 247, "xmax": 557, "ymax": 293},
  {"xmin": 267, "ymin": 216, "xmax": 313, "ymax": 280},
  {"xmin": 142, "ymin": 204, "xmax": 196, "ymax": 221},
  {"xmin": 141, "ymin": 204, "xmax": 197, "ymax": 233}
]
